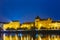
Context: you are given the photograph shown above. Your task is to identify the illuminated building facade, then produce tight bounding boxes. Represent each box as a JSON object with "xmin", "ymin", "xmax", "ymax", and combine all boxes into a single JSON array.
[
  {"xmin": 21, "ymin": 16, "xmax": 60, "ymax": 30},
  {"xmin": 2, "ymin": 16, "xmax": 60, "ymax": 40},
  {"xmin": 3, "ymin": 20, "xmax": 20, "ymax": 30},
  {"xmin": 3, "ymin": 16, "xmax": 60, "ymax": 30}
]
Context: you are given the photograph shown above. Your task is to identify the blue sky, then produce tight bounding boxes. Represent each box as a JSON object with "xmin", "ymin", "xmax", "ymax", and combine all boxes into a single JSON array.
[{"xmin": 0, "ymin": 0, "xmax": 60, "ymax": 23}]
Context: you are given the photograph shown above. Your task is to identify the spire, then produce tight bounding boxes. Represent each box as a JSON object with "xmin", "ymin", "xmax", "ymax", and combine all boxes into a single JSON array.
[{"xmin": 35, "ymin": 16, "xmax": 40, "ymax": 19}]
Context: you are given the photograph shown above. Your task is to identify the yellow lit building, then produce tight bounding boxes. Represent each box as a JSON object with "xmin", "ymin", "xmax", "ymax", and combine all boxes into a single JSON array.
[
  {"xmin": 3, "ymin": 16, "xmax": 60, "ymax": 40},
  {"xmin": 21, "ymin": 16, "xmax": 60, "ymax": 30},
  {"xmin": 3, "ymin": 20, "xmax": 20, "ymax": 30},
  {"xmin": 35, "ymin": 16, "xmax": 60, "ymax": 30},
  {"xmin": 21, "ymin": 22, "xmax": 34, "ymax": 29},
  {"xmin": 35, "ymin": 16, "xmax": 52, "ymax": 29},
  {"xmin": 3, "ymin": 16, "xmax": 60, "ymax": 30}
]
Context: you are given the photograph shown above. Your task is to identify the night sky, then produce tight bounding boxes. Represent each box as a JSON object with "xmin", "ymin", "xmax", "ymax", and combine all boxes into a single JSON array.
[{"xmin": 0, "ymin": 0, "xmax": 60, "ymax": 23}]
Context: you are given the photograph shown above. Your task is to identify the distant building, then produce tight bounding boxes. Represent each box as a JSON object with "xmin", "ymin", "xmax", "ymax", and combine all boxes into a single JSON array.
[
  {"xmin": 2, "ymin": 16, "xmax": 60, "ymax": 40},
  {"xmin": 21, "ymin": 16, "xmax": 60, "ymax": 30},
  {"xmin": 3, "ymin": 20, "xmax": 20, "ymax": 30},
  {"xmin": 3, "ymin": 16, "xmax": 60, "ymax": 30}
]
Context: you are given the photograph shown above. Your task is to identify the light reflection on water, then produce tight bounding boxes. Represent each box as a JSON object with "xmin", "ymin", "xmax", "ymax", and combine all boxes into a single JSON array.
[{"xmin": 0, "ymin": 33, "xmax": 60, "ymax": 40}]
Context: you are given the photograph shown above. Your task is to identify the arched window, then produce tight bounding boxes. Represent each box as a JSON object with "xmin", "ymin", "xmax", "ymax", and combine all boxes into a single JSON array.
[
  {"xmin": 50, "ymin": 27, "xmax": 51, "ymax": 29},
  {"xmin": 55, "ymin": 27, "xmax": 57, "ymax": 29},
  {"xmin": 52, "ymin": 27, "xmax": 54, "ymax": 29},
  {"xmin": 40, "ymin": 27, "xmax": 47, "ymax": 29}
]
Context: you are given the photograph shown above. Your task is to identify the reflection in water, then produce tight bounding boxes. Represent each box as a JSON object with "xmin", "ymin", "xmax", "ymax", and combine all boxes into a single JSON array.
[{"xmin": 1, "ymin": 33, "xmax": 60, "ymax": 40}]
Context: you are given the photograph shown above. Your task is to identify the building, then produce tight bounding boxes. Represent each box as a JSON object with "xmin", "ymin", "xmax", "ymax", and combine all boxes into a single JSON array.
[
  {"xmin": 3, "ymin": 20, "xmax": 20, "ymax": 30},
  {"xmin": 21, "ymin": 22, "xmax": 34, "ymax": 30},
  {"xmin": 2, "ymin": 16, "xmax": 60, "ymax": 40},
  {"xmin": 21, "ymin": 16, "xmax": 60, "ymax": 30},
  {"xmin": 3, "ymin": 16, "xmax": 60, "ymax": 30}
]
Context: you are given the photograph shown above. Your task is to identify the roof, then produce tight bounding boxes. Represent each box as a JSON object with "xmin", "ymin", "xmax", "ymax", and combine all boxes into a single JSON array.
[
  {"xmin": 52, "ymin": 21, "xmax": 60, "ymax": 23},
  {"xmin": 40, "ymin": 19, "xmax": 48, "ymax": 21},
  {"xmin": 35, "ymin": 16, "xmax": 40, "ymax": 19},
  {"xmin": 40, "ymin": 18, "xmax": 52, "ymax": 21},
  {"xmin": 22, "ymin": 22, "xmax": 34, "ymax": 24},
  {"xmin": 12, "ymin": 20, "xmax": 20, "ymax": 22},
  {"xmin": 35, "ymin": 16, "xmax": 52, "ymax": 21}
]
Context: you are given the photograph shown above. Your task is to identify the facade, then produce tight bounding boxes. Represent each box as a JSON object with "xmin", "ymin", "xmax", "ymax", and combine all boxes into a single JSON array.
[
  {"xmin": 3, "ymin": 16, "xmax": 60, "ymax": 30},
  {"xmin": 3, "ymin": 20, "xmax": 20, "ymax": 30},
  {"xmin": 2, "ymin": 16, "xmax": 60, "ymax": 40},
  {"xmin": 21, "ymin": 22, "xmax": 34, "ymax": 29},
  {"xmin": 21, "ymin": 16, "xmax": 60, "ymax": 30}
]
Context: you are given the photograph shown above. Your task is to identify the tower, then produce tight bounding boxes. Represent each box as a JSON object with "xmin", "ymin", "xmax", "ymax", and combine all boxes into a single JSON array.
[{"xmin": 35, "ymin": 16, "xmax": 40, "ymax": 29}]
